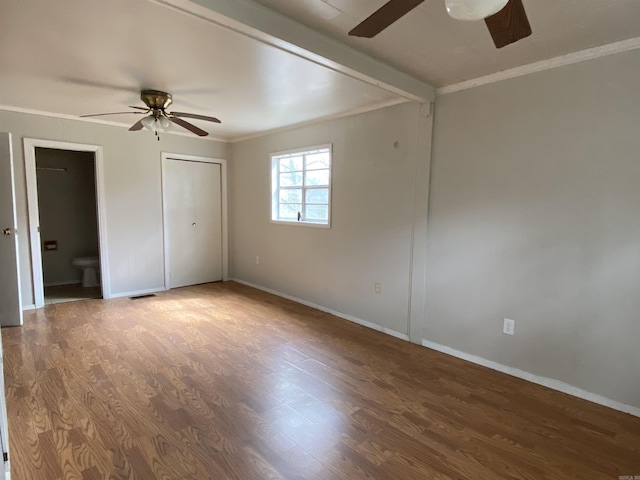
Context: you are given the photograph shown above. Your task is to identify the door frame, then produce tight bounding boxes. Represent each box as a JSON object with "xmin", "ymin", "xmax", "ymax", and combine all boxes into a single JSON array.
[
  {"xmin": 23, "ymin": 138, "xmax": 111, "ymax": 307},
  {"xmin": 161, "ymin": 152, "xmax": 228, "ymax": 289}
]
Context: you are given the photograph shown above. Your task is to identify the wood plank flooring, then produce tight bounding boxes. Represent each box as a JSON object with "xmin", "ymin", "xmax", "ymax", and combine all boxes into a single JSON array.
[{"xmin": 2, "ymin": 281, "xmax": 639, "ymax": 479}]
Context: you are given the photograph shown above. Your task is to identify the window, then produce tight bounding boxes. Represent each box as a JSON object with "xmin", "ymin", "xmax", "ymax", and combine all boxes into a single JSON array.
[{"xmin": 271, "ymin": 145, "xmax": 332, "ymax": 226}]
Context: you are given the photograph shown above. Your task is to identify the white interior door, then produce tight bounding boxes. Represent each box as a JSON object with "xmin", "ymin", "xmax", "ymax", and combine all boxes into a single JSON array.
[
  {"xmin": 0, "ymin": 337, "xmax": 9, "ymax": 480},
  {"xmin": 0, "ymin": 132, "xmax": 22, "ymax": 328},
  {"xmin": 164, "ymin": 159, "xmax": 223, "ymax": 289},
  {"xmin": 0, "ymin": 132, "xmax": 16, "ymax": 480}
]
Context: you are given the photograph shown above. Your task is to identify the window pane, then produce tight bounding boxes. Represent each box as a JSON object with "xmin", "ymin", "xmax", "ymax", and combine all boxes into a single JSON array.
[
  {"xmin": 279, "ymin": 204, "xmax": 301, "ymax": 220},
  {"xmin": 280, "ymin": 172, "xmax": 303, "ymax": 187},
  {"xmin": 305, "ymin": 152, "xmax": 330, "ymax": 170},
  {"xmin": 279, "ymin": 156, "xmax": 303, "ymax": 173},
  {"xmin": 305, "ymin": 169, "xmax": 329, "ymax": 186},
  {"xmin": 305, "ymin": 188, "xmax": 328, "ymax": 204},
  {"xmin": 280, "ymin": 189, "xmax": 302, "ymax": 204},
  {"xmin": 305, "ymin": 205, "xmax": 328, "ymax": 221}
]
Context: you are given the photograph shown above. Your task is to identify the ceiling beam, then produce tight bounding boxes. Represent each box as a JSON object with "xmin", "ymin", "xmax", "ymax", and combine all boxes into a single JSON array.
[{"xmin": 153, "ymin": 0, "xmax": 435, "ymax": 103}]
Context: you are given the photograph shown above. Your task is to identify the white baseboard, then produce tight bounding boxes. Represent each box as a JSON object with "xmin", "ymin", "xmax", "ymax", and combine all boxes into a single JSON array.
[
  {"xmin": 109, "ymin": 287, "xmax": 166, "ymax": 299},
  {"xmin": 422, "ymin": 339, "xmax": 640, "ymax": 419},
  {"xmin": 229, "ymin": 279, "xmax": 640, "ymax": 418},
  {"xmin": 21, "ymin": 304, "xmax": 36, "ymax": 311},
  {"xmin": 230, "ymin": 278, "xmax": 410, "ymax": 341}
]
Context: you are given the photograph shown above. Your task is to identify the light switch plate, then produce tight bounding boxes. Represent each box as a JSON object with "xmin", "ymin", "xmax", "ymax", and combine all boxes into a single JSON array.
[{"xmin": 503, "ymin": 318, "xmax": 515, "ymax": 336}]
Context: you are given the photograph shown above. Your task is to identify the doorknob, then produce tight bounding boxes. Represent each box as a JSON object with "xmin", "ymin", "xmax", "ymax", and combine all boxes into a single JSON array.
[{"xmin": 2, "ymin": 228, "xmax": 13, "ymax": 236}]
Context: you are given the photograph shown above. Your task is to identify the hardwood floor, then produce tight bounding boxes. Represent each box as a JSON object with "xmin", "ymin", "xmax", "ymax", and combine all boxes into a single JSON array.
[{"xmin": 2, "ymin": 281, "xmax": 639, "ymax": 479}]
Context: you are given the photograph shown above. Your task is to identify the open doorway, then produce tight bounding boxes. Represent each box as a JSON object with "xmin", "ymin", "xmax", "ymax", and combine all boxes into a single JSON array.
[
  {"xmin": 24, "ymin": 139, "xmax": 109, "ymax": 308},
  {"xmin": 35, "ymin": 148, "xmax": 101, "ymax": 304}
]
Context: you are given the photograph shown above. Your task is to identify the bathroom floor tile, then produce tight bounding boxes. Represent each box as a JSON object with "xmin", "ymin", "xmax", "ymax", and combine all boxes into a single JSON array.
[{"xmin": 44, "ymin": 284, "xmax": 102, "ymax": 305}]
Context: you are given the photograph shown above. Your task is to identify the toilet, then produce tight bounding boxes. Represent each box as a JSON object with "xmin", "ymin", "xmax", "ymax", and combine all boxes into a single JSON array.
[{"xmin": 72, "ymin": 256, "xmax": 101, "ymax": 287}]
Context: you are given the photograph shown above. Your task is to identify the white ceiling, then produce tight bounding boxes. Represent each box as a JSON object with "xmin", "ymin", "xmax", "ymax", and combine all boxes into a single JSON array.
[
  {"xmin": 0, "ymin": 0, "xmax": 402, "ymax": 141},
  {"xmin": 252, "ymin": 0, "xmax": 640, "ymax": 87},
  {"xmin": 1, "ymin": 0, "xmax": 639, "ymax": 141}
]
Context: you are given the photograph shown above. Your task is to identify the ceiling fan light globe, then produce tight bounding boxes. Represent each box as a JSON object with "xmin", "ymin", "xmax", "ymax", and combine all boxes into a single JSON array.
[
  {"xmin": 141, "ymin": 115, "xmax": 156, "ymax": 132},
  {"xmin": 445, "ymin": 0, "xmax": 508, "ymax": 21},
  {"xmin": 158, "ymin": 116, "xmax": 172, "ymax": 132}
]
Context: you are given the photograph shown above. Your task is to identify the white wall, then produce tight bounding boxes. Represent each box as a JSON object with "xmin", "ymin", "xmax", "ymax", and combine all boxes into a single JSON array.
[
  {"xmin": 427, "ymin": 49, "xmax": 640, "ymax": 410},
  {"xmin": 230, "ymin": 102, "xmax": 432, "ymax": 337},
  {"xmin": 36, "ymin": 148, "xmax": 98, "ymax": 286},
  {"xmin": 0, "ymin": 110, "xmax": 228, "ymax": 305}
]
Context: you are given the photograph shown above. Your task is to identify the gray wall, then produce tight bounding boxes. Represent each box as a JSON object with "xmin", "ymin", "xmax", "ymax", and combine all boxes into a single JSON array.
[
  {"xmin": 230, "ymin": 102, "xmax": 431, "ymax": 336},
  {"xmin": 0, "ymin": 110, "xmax": 229, "ymax": 305},
  {"xmin": 36, "ymin": 148, "xmax": 98, "ymax": 286},
  {"xmin": 427, "ymin": 49, "xmax": 640, "ymax": 409},
  {"xmin": 4, "ymin": 48, "xmax": 639, "ymax": 412}
]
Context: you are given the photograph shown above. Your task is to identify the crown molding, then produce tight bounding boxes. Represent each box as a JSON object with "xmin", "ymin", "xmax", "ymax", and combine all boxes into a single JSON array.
[
  {"xmin": 437, "ymin": 36, "xmax": 640, "ymax": 96},
  {"xmin": 228, "ymin": 98, "xmax": 408, "ymax": 143},
  {"xmin": 0, "ymin": 105, "xmax": 229, "ymax": 143}
]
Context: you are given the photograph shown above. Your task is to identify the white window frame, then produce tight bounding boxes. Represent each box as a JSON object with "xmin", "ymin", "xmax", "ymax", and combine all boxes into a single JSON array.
[{"xmin": 271, "ymin": 144, "xmax": 332, "ymax": 228}]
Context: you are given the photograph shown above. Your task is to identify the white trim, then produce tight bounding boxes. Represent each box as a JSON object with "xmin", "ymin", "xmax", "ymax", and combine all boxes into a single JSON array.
[
  {"xmin": 109, "ymin": 287, "xmax": 166, "ymax": 299},
  {"xmin": 270, "ymin": 143, "xmax": 332, "ymax": 158},
  {"xmin": 0, "ymin": 106, "xmax": 227, "ymax": 143},
  {"xmin": 94, "ymin": 146, "xmax": 111, "ymax": 299},
  {"xmin": 407, "ymin": 103, "xmax": 433, "ymax": 344},
  {"xmin": 231, "ymin": 278, "xmax": 410, "ymax": 341},
  {"xmin": 230, "ymin": 99, "xmax": 407, "ymax": 143},
  {"xmin": 268, "ymin": 220, "xmax": 330, "ymax": 229},
  {"xmin": 23, "ymin": 138, "xmax": 111, "ymax": 308},
  {"xmin": 437, "ymin": 36, "xmax": 640, "ymax": 96},
  {"xmin": 21, "ymin": 305, "xmax": 36, "ymax": 311},
  {"xmin": 23, "ymin": 142, "xmax": 42, "ymax": 308},
  {"xmin": 422, "ymin": 339, "xmax": 640, "ymax": 419},
  {"xmin": 0, "ymin": 97, "xmax": 405, "ymax": 147},
  {"xmin": 229, "ymin": 278, "xmax": 640, "ymax": 417},
  {"xmin": 161, "ymin": 153, "xmax": 229, "ymax": 290}
]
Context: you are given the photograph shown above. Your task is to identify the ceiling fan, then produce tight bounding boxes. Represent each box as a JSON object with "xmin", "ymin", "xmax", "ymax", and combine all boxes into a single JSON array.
[
  {"xmin": 81, "ymin": 90, "xmax": 221, "ymax": 140},
  {"xmin": 349, "ymin": 0, "xmax": 531, "ymax": 49}
]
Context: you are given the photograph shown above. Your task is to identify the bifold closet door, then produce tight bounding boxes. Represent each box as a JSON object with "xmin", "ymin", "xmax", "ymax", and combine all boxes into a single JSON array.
[{"xmin": 164, "ymin": 159, "xmax": 222, "ymax": 289}]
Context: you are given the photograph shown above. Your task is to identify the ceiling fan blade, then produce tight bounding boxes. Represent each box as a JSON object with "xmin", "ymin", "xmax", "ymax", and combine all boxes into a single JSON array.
[
  {"xmin": 80, "ymin": 111, "xmax": 144, "ymax": 118},
  {"xmin": 349, "ymin": 0, "xmax": 424, "ymax": 38},
  {"xmin": 129, "ymin": 119, "xmax": 144, "ymax": 131},
  {"xmin": 170, "ymin": 117, "xmax": 209, "ymax": 137},
  {"xmin": 169, "ymin": 111, "xmax": 221, "ymax": 124},
  {"xmin": 484, "ymin": 0, "xmax": 531, "ymax": 48},
  {"xmin": 129, "ymin": 105, "xmax": 150, "ymax": 111}
]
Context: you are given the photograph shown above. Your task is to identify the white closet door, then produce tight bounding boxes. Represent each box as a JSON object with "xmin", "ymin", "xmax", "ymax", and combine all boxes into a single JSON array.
[{"xmin": 165, "ymin": 159, "xmax": 222, "ymax": 289}]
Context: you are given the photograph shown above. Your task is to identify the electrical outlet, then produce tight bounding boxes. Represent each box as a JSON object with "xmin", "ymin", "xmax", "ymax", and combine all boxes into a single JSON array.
[
  {"xmin": 374, "ymin": 282, "xmax": 381, "ymax": 294},
  {"xmin": 503, "ymin": 318, "xmax": 515, "ymax": 336},
  {"xmin": 255, "ymin": 256, "xmax": 260, "ymax": 265}
]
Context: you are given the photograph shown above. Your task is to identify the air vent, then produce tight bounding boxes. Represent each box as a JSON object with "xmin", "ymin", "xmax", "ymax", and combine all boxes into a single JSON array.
[{"xmin": 129, "ymin": 294, "xmax": 157, "ymax": 300}]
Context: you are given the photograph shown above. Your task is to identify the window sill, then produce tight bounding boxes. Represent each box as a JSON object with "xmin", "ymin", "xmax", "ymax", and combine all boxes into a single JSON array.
[{"xmin": 270, "ymin": 219, "xmax": 330, "ymax": 229}]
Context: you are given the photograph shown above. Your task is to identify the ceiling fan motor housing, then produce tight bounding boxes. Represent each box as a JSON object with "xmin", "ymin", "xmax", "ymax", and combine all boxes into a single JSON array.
[
  {"xmin": 80, "ymin": 89, "xmax": 220, "ymax": 137},
  {"xmin": 141, "ymin": 90, "xmax": 173, "ymax": 110}
]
